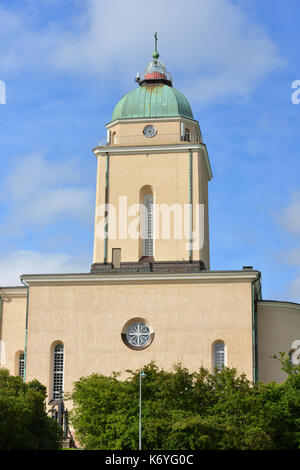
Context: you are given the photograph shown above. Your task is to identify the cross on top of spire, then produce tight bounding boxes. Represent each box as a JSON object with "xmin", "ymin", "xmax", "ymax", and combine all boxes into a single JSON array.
[
  {"xmin": 135, "ymin": 33, "xmax": 172, "ymax": 86},
  {"xmin": 153, "ymin": 32, "xmax": 159, "ymax": 59}
]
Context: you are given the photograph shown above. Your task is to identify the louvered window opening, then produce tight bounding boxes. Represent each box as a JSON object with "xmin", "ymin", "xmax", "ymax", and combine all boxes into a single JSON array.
[{"xmin": 143, "ymin": 194, "xmax": 154, "ymax": 256}]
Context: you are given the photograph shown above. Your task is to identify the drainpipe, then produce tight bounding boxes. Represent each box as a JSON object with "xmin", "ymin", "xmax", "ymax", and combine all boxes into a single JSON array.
[
  {"xmin": 21, "ymin": 278, "xmax": 29, "ymax": 382},
  {"xmin": 251, "ymin": 273, "xmax": 261, "ymax": 383},
  {"xmin": 0, "ymin": 293, "xmax": 2, "ymax": 357},
  {"xmin": 104, "ymin": 152, "xmax": 109, "ymax": 264},
  {"xmin": 189, "ymin": 149, "xmax": 193, "ymax": 262},
  {"xmin": 0, "ymin": 294, "xmax": 2, "ymax": 333}
]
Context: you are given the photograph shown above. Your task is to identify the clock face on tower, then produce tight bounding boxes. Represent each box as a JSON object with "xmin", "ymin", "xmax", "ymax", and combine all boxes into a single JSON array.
[{"xmin": 143, "ymin": 125, "xmax": 157, "ymax": 138}]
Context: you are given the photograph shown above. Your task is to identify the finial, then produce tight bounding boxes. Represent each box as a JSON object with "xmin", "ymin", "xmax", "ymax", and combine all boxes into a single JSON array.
[{"xmin": 152, "ymin": 32, "xmax": 159, "ymax": 59}]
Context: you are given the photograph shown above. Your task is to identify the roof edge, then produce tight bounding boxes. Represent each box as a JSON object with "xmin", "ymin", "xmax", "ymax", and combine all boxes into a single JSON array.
[
  {"xmin": 20, "ymin": 270, "xmax": 260, "ymax": 286},
  {"xmin": 257, "ymin": 299, "xmax": 300, "ymax": 309},
  {"xmin": 106, "ymin": 115, "xmax": 199, "ymax": 128}
]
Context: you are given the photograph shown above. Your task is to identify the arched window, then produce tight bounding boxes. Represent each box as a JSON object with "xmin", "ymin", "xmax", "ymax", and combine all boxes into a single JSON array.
[
  {"xmin": 213, "ymin": 341, "xmax": 225, "ymax": 371},
  {"xmin": 142, "ymin": 193, "xmax": 154, "ymax": 257},
  {"xmin": 18, "ymin": 352, "xmax": 25, "ymax": 378},
  {"xmin": 53, "ymin": 344, "xmax": 64, "ymax": 400}
]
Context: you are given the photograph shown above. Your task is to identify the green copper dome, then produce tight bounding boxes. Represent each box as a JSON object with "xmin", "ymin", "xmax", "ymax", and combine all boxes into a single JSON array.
[{"xmin": 111, "ymin": 84, "xmax": 194, "ymax": 122}]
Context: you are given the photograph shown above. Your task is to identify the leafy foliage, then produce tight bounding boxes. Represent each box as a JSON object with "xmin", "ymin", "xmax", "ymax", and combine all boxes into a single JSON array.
[
  {"xmin": 0, "ymin": 368, "xmax": 62, "ymax": 450},
  {"xmin": 70, "ymin": 357, "xmax": 300, "ymax": 450}
]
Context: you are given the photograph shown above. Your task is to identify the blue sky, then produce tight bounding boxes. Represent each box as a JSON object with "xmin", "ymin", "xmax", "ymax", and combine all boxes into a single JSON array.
[{"xmin": 0, "ymin": 0, "xmax": 299, "ymax": 303}]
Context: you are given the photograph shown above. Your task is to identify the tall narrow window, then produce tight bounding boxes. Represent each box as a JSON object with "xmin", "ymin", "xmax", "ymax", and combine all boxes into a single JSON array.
[
  {"xmin": 142, "ymin": 193, "xmax": 154, "ymax": 256},
  {"xmin": 53, "ymin": 344, "xmax": 64, "ymax": 400},
  {"xmin": 18, "ymin": 352, "xmax": 25, "ymax": 378},
  {"xmin": 213, "ymin": 342, "xmax": 225, "ymax": 371}
]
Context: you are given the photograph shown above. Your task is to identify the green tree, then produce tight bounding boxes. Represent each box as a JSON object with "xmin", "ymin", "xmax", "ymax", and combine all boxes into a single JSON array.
[
  {"xmin": 0, "ymin": 368, "xmax": 62, "ymax": 450},
  {"xmin": 70, "ymin": 359, "xmax": 300, "ymax": 450}
]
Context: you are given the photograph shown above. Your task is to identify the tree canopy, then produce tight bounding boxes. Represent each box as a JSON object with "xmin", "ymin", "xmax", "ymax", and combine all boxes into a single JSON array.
[
  {"xmin": 0, "ymin": 368, "xmax": 62, "ymax": 450},
  {"xmin": 70, "ymin": 356, "xmax": 300, "ymax": 450}
]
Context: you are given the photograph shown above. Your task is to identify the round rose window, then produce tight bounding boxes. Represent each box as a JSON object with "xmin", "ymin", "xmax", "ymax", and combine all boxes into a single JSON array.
[
  {"xmin": 121, "ymin": 319, "xmax": 154, "ymax": 350},
  {"xmin": 126, "ymin": 322, "xmax": 150, "ymax": 347}
]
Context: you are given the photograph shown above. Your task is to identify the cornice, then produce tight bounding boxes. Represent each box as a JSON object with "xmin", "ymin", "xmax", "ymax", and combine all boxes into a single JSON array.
[
  {"xmin": 0, "ymin": 287, "xmax": 27, "ymax": 298},
  {"xmin": 257, "ymin": 300, "xmax": 300, "ymax": 311},
  {"xmin": 93, "ymin": 143, "xmax": 213, "ymax": 180},
  {"xmin": 20, "ymin": 270, "xmax": 260, "ymax": 286},
  {"xmin": 93, "ymin": 142, "xmax": 205, "ymax": 155},
  {"xmin": 106, "ymin": 116, "xmax": 199, "ymax": 128}
]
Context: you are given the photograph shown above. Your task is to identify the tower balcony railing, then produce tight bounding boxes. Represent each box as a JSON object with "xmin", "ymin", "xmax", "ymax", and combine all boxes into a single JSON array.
[
  {"xmin": 98, "ymin": 133, "xmax": 202, "ymax": 147},
  {"xmin": 137, "ymin": 70, "xmax": 173, "ymax": 84}
]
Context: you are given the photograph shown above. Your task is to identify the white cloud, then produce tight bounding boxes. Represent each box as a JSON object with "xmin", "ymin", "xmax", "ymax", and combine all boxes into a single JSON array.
[
  {"xmin": 52, "ymin": 0, "xmax": 282, "ymax": 101},
  {"xmin": 275, "ymin": 195, "xmax": 300, "ymax": 303},
  {"xmin": 276, "ymin": 194, "xmax": 300, "ymax": 267},
  {"xmin": 279, "ymin": 193, "xmax": 300, "ymax": 236},
  {"xmin": 6, "ymin": 152, "xmax": 85, "ymax": 200},
  {"xmin": 281, "ymin": 246, "xmax": 300, "ymax": 266},
  {"xmin": 289, "ymin": 276, "xmax": 300, "ymax": 299},
  {"xmin": 285, "ymin": 275, "xmax": 300, "ymax": 303},
  {"xmin": 0, "ymin": 152, "xmax": 94, "ymax": 234},
  {"xmin": 0, "ymin": 5, "xmax": 56, "ymax": 73},
  {"xmin": 18, "ymin": 187, "xmax": 92, "ymax": 226},
  {"xmin": 0, "ymin": 0, "xmax": 281, "ymax": 102},
  {"xmin": 0, "ymin": 250, "xmax": 88, "ymax": 286}
]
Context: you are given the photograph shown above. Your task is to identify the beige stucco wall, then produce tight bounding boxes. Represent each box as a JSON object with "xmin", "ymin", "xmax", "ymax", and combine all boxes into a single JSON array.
[
  {"xmin": 0, "ymin": 289, "xmax": 27, "ymax": 375},
  {"xmin": 93, "ymin": 150, "xmax": 210, "ymax": 267},
  {"xmin": 106, "ymin": 117, "xmax": 200, "ymax": 146},
  {"xmin": 24, "ymin": 277, "xmax": 254, "ymax": 401},
  {"xmin": 196, "ymin": 150, "xmax": 210, "ymax": 268},
  {"xmin": 257, "ymin": 301, "xmax": 300, "ymax": 383},
  {"xmin": 4, "ymin": 283, "xmax": 300, "ymax": 391},
  {"xmin": 93, "ymin": 116, "xmax": 210, "ymax": 267},
  {"xmin": 107, "ymin": 151, "xmax": 192, "ymax": 263}
]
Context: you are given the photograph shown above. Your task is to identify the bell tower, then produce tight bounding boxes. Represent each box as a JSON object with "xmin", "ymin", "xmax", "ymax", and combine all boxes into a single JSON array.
[{"xmin": 91, "ymin": 35, "xmax": 212, "ymax": 273}]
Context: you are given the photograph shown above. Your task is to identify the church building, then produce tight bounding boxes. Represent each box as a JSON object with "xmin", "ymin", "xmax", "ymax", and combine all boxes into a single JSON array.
[{"xmin": 1, "ymin": 38, "xmax": 300, "ymax": 406}]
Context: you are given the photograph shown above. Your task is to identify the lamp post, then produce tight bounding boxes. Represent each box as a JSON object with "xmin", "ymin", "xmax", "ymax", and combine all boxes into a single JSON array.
[{"xmin": 139, "ymin": 370, "xmax": 146, "ymax": 450}]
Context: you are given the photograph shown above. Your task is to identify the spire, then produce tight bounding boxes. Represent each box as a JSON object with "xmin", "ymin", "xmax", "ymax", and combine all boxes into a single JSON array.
[
  {"xmin": 136, "ymin": 33, "xmax": 172, "ymax": 86},
  {"xmin": 153, "ymin": 32, "xmax": 159, "ymax": 59}
]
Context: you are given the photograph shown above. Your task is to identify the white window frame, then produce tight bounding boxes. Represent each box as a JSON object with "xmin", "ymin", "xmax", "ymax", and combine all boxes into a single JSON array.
[
  {"xmin": 142, "ymin": 193, "xmax": 154, "ymax": 257},
  {"xmin": 213, "ymin": 341, "xmax": 226, "ymax": 371},
  {"xmin": 18, "ymin": 352, "xmax": 25, "ymax": 378},
  {"xmin": 52, "ymin": 343, "xmax": 64, "ymax": 400}
]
